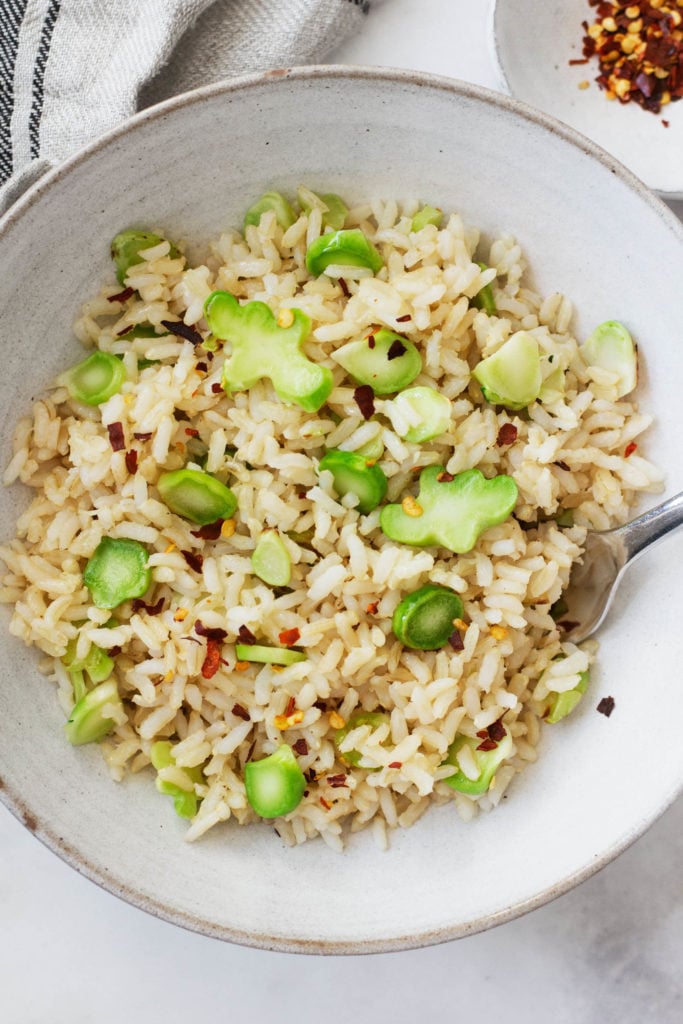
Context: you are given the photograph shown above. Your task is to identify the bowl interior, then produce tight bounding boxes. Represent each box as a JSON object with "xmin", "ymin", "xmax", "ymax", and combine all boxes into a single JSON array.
[
  {"xmin": 491, "ymin": 0, "xmax": 683, "ymax": 198},
  {"xmin": 0, "ymin": 68, "xmax": 682, "ymax": 953}
]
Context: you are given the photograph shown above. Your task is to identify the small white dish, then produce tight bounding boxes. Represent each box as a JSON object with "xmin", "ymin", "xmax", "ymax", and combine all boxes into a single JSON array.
[{"xmin": 490, "ymin": 0, "xmax": 683, "ymax": 198}]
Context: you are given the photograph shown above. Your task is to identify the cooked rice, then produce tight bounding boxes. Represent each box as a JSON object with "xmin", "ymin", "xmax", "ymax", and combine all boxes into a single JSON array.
[{"xmin": 0, "ymin": 197, "xmax": 664, "ymax": 848}]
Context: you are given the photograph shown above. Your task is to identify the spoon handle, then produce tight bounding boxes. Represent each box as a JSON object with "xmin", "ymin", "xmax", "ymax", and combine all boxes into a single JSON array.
[{"xmin": 619, "ymin": 490, "xmax": 683, "ymax": 564}]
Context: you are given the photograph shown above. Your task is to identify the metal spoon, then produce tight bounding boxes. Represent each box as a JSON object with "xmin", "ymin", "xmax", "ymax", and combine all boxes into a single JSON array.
[{"xmin": 560, "ymin": 491, "xmax": 683, "ymax": 643}]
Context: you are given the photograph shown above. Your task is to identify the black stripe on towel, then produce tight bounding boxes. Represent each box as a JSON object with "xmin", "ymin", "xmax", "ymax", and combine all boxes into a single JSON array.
[
  {"xmin": 29, "ymin": 0, "xmax": 60, "ymax": 158},
  {"xmin": 0, "ymin": 0, "xmax": 30, "ymax": 185}
]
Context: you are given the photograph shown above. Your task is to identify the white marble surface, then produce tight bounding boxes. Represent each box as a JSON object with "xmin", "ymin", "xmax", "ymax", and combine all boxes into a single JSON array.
[{"xmin": 1, "ymin": 1, "xmax": 682, "ymax": 1020}]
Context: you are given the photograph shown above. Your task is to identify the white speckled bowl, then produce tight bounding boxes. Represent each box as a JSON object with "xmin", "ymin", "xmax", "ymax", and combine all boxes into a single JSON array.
[
  {"xmin": 490, "ymin": 0, "xmax": 683, "ymax": 198},
  {"xmin": 0, "ymin": 67, "xmax": 682, "ymax": 954}
]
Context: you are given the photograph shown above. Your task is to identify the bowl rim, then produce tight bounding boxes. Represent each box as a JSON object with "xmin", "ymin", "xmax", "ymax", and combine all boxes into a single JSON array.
[
  {"xmin": 488, "ymin": 0, "xmax": 683, "ymax": 201},
  {"xmin": 1, "ymin": 63, "xmax": 682, "ymax": 955}
]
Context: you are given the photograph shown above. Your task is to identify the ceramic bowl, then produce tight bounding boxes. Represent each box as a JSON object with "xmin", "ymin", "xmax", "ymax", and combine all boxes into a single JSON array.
[
  {"xmin": 490, "ymin": 0, "xmax": 683, "ymax": 199},
  {"xmin": 0, "ymin": 67, "xmax": 682, "ymax": 954}
]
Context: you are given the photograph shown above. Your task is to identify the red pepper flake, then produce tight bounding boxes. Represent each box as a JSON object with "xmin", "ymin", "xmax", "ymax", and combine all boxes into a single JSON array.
[
  {"xmin": 326, "ymin": 773, "xmax": 348, "ymax": 788},
  {"xmin": 211, "ymin": 382, "xmax": 223, "ymax": 394},
  {"xmin": 568, "ymin": 57, "xmax": 590, "ymax": 65},
  {"xmin": 107, "ymin": 286, "xmax": 134, "ymax": 303},
  {"xmin": 477, "ymin": 738, "xmax": 498, "ymax": 752},
  {"xmin": 353, "ymin": 384, "xmax": 375, "ymax": 420},
  {"xmin": 108, "ymin": 646, "xmax": 122, "ymax": 657},
  {"xmin": 292, "ymin": 738, "xmax": 308, "ymax": 756},
  {"xmin": 201, "ymin": 639, "xmax": 221, "ymax": 679},
  {"xmin": 296, "ymin": 489, "xmax": 308, "ymax": 500},
  {"xmin": 487, "ymin": 718, "xmax": 507, "ymax": 742},
  {"xmin": 190, "ymin": 519, "xmax": 224, "ymax": 540},
  {"xmin": 411, "ymin": 465, "xmax": 424, "ymax": 474},
  {"xmin": 132, "ymin": 597, "xmax": 165, "ymax": 616},
  {"xmin": 195, "ymin": 361, "xmax": 208, "ymax": 373},
  {"xmin": 194, "ymin": 620, "xmax": 228, "ymax": 642},
  {"xmin": 184, "ymin": 427, "xmax": 200, "ymax": 438},
  {"xmin": 387, "ymin": 761, "xmax": 402, "ymax": 769},
  {"xmin": 237, "ymin": 624, "xmax": 257, "ymax": 645},
  {"xmin": 232, "ymin": 703, "xmax": 250, "ymax": 721},
  {"xmin": 320, "ymin": 797, "xmax": 332, "ymax": 810},
  {"xmin": 496, "ymin": 422, "xmax": 518, "ymax": 447},
  {"xmin": 160, "ymin": 319, "xmax": 203, "ymax": 346},
  {"xmin": 284, "ymin": 695, "xmax": 296, "ymax": 717},
  {"xmin": 125, "ymin": 449, "xmax": 138, "ymax": 474},
  {"xmin": 436, "ymin": 471, "xmax": 454, "ymax": 483},
  {"xmin": 279, "ymin": 627, "xmax": 301, "ymax": 647},
  {"xmin": 367, "ymin": 334, "xmax": 376, "ymax": 349},
  {"xmin": 662, "ymin": 119, "xmax": 670, "ymax": 127},
  {"xmin": 597, "ymin": 696, "xmax": 616, "ymax": 717},
  {"xmin": 624, "ymin": 441, "xmax": 638, "ymax": 458},
  {"xmin": 338, "ymin": 277, "xmax": 350, "ymax": 297},
  {"xmin": 396, "ymin": 314, "xmax": 411, "ymax": 323},
  {"xmin": 387, "ymin": 339, "xmax": 406, "ymax": 360},
  {"xmin": 107, "ymin": 421, "xmax": 125, "ymax": 452},
  {"xmin": 181, "ymin": 549, "xmax": 204, "ymax": 573},
  {"xmin": 449, "ymin": 630, "xmax": 465, "ymax": 652},
  {"xmin": 133, "ymin": 431, "xmax": 152, "ymax": 441},
  {"xmin": 555, "ymin": 460, "xmax": 571, "ymax": 471},
  {"xmin": 366, "ymin": 601, "xmax": 379, "ymax": 615}
]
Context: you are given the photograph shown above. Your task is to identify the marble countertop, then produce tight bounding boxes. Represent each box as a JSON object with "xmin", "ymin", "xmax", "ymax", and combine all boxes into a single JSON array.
[{"xmin": 2, "ymin": 2, "xmax": 681, "ymax": 1021}]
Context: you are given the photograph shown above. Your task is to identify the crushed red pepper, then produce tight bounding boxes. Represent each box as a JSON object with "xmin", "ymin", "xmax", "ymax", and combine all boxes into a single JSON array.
[
  {"xmin": 279, "ymin": 627, "xmax": 301, "ymax": 647},
  {"xmin": 338, "ymin": 277, "xmax": 350, "ymax": 297},
  {"xmin": 124, "ymin": 449, "xmax": 138, "ymax": 474},
  {"xmin": 133, "ymin": 431, "xmax": 152, "ymax": 441},
  {"xmin": 181, "ymin": 549, "xmax": 204, "ymax": 573},
  {"xmin": 496, "ymin": 422, "xmax": 518, "ymax": 447},
  {"xmin": 597, "ymin": 695, "xmax": 616, "ymax": 716},
  {"xmin": 237, "ymin": 624, "xmax": 257, "ymax": 645},
  {"xmin": 326, "ymin": 773, "xmax": 348, "ymax": 788},
  {"xmin": 487, "ymin": 718, "xmax": 507, "ymax": 742},
  {"xmin": 387, "ymin": 338, "xmax": 406, "ymax": 360},
  {"xmin": 211, "ymin": 382, "xmax": 223, "ymax": 394},
  {"xmin": 232, "ymin": 703, "xmax": 251, "ymax": 721},
  {"xmin": 476, "ymin": 738, "xmax": 499, "ymax": 752},
  {"xmin": 107, "ymin": 286, "xmax": 134, "ymax": 303},
  {"xmin": 449, "ymin": 630, "xmax": 465, "ymax": 652},
  {"xmin": 194, "ymin": 620, "xmax": 228, "ymax": 642},
  {"xmin": 184, "ymin": 427, "xmax": 200, "ymax": 438},
  {"xmin": 284, "ymin": 695, "xmax": 296, "ymax": 717},
  {"xmin": 624, "ymin": 441, "xmax": 638, "ymax": 457},
  {"xmin": 353, "ymin": 384, "xmax": 375, "ymax": 420},
  {"xmin": 160, "ymin": 319, "xmax": 203, "ymax": 345},
  {"xmin": 190, "ymin": 519, "xmax": 224, "ymax": 540},
  {"xmin": 201, "ymin": 639, "xmax": 221, "ymax": 678},
  {"xmin": 396, "ymin": 314, "xmax": 412, "ymax": 323},
  {"xmin": 388, "ymin": 761, "xmax": 403, "ymax": 769},
  {"xmin": 366, "ymin": 600, "xmax": 379, "ymax": 615},
  {"xmin": 292, "ymin": 737, "xmax": 309, "ymax": 756},
  {"xmin": 106, "ymin": 421, "xmax": 125, "ymax": 452},
  {"xmin": 581, "ymin": 1, "xmax": 683, "ymax": 114},
  {"xmin": 132, "ymin": 597, "xmax": 165, "ymax": 615}
]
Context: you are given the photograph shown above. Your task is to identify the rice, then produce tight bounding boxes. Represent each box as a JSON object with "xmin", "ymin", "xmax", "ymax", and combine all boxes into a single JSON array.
[{"xmin": 0, "ymin": 194, "xmax": 664, "ymax": 848}]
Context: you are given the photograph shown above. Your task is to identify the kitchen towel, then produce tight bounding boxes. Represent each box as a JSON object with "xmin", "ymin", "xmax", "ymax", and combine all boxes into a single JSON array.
[{"xmin": 0, "ymin": 0, "xmax": 374, "ymax": 213}]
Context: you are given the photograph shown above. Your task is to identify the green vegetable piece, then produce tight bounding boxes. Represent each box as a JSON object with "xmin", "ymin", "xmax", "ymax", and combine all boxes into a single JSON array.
[
  {"xmin": 545, "ymin": 670, "xmax": 589, "ymax": 724},
  {"xmin": 61, "ymin": 351, "xmax": 126, "ymax": 406},
  {"xmin": 244, "ymin": 191, "xmax": 296, "ymax": 231},
  {"xmin": 83, "ymin": 537, "xmax": 151, "ymax": 610},
  {"xmin": 111, "ymin": 229, "xmax": 180, "ymax": 285},
  {"xmin": 306, "ymin": 229, "xmax": 384, "ymax": 277},
  {"xmin": 286, "ymin": 527, "xmax": 315, "ymax": 546},
  {"xmin": 251, "ymin": 531, "xmax": 291, "ymax": 587},
  {"xmin": 157, "ymin": 468, "xmax": 237, "ymax": 525},
  {"xmin": 411, "ymin": 205, "xmax": 442, "ymax": 232},
  {"xmin": 443, "ymin": 732, "xmax": 513, "ymax": 795},
  {"xmin": 555, "ymin": 508, "xmax": 574, "ymax": 528},
  {"xmin": 332, "ymin": 328, "xmax": 422, "ymax": 395},
  {"xmin": 204, "ymin": 291, "xmax": 333, "ymax": 413},
  {"xmin": 355, "ymin": 434, "xmax": 384, "ymax": 461},
  {"xmin": 471, "ymin": 262, "xmax": 497, "ymax": 316},
  {"xmin": 318, "ymin": 449, "xmax": 388, "ymax": 514},
  {"xmin": 549, "ymin": 597, "xmax": 568, "ymax": 621},
  {"xmin": 380, "ymin": 466, "xmax": 518, "ymax": 554},
  {"xmin": 539, "ymin": 363, "xmax": 566, "ymax": 405},
  {"xmin": 235, "ymin": 644, "xmax": 307, "ymax": 666},
  {"xmin": 581, "ymin": 320, "xmax": 637, "ymax": 398},
  {"xmin": 392, "ymin": 584, "xmax": 464, "ymax": 650},
  {"xmin": 62, "ymin": 638, "xmax": 115, "ymax": 685},
  {"xmin": 472, "ymin": 331, "xmax": 542, "ymax": 410},
  {"xmin": 150, "ymin": 740, "xmax": 203, "ymax": 819},
  {"xmin": 383, "ymin": 386, "xmax": 451, "ymax": 442},
  {"xmin": 119, "ymin": 323, "xmax": 169, "ymax": 340},
  {"xmin": 244, "ymin": 744, "xmax": 306, "ymax": 817},
  {"xmin": 335, "ymin": 711, "xmax": 390, "ymax": 768},
  {"xmin": 298, "ymin": 188, "xmax": 349, "ymax": 230},
  {"xmin": 65, "ymin": 679, "xmax": 122, "ymax": 746}
]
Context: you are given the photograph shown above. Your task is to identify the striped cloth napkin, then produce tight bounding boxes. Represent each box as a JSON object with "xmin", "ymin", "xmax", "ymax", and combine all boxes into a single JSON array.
[{"xmin": 0, "ymin": 0, "xmax": 374, "ymax": 213}]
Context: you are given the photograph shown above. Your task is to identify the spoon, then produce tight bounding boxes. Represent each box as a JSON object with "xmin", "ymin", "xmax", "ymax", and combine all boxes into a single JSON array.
[{"xmin": 560, "ymin": 491, "xmax": 683, "ymax": 643}]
